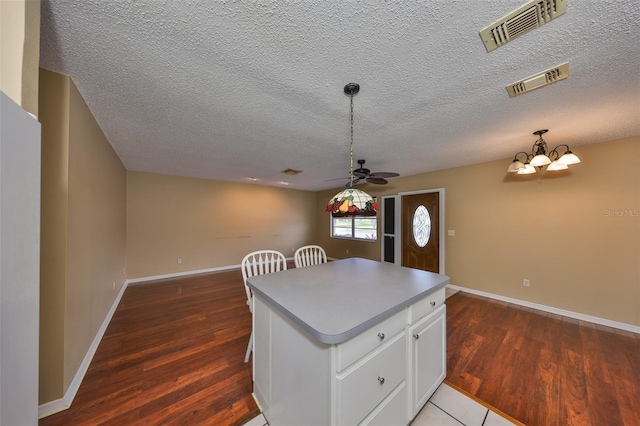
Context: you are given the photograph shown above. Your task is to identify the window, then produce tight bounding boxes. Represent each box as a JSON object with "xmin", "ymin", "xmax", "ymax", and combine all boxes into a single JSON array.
[
  {"xmin": 412, "ymin": 205, "xmax": 431, "ymax": 247},
  {"xmin": 331, "ymin": 216, "xmax": 377, "ymax": 241}
]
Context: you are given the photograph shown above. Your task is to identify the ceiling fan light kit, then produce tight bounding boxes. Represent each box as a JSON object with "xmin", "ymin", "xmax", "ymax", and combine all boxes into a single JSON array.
[{"xmin": 507, "ymin": 129, "xmax": 581, "ymax": 175}]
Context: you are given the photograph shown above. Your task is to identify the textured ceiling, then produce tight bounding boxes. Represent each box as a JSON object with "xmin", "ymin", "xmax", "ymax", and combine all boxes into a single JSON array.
[{"xmin": 39, "ymin": 0, "xmax": 640, "ymax": 191}]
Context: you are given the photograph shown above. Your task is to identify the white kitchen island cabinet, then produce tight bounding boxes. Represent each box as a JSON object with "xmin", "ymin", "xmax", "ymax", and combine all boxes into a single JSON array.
[{"xmin": 247, "ymin": 258, "xmax": 449, "ymax": 426}]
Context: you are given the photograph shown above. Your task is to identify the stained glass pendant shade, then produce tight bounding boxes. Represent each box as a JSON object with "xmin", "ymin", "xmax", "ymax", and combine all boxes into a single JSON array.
[{"xmin": 327, "ymin": 83, "xmax": 377, "ymax": 217}]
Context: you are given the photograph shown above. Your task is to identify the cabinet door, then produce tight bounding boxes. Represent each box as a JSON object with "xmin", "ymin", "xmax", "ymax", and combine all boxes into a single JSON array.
[{"xmin": 408, "ymin": 304, "xmax": 446, "ymax": 418}]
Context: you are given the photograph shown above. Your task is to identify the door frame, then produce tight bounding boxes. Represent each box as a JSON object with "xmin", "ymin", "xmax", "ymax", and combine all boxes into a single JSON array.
[{"xmin": 381, "ymin": 188, "xmax": 445, "ymax": 274}]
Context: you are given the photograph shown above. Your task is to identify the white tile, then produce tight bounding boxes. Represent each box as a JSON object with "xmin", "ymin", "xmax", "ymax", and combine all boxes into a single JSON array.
[
  {"xmin": 429, "ymin": 384, "xmax": 488, "ymax": 426},
  {"xmin": 412, "ymin": 402, "xmax": 463, "ymax": 426},
  {"xmin": 242, "ymin": 413, "xmax": 268, "ymax": 426},
  {"xmin": 484, "ymin": 410, "xmax": 517, "ymax": 426}
]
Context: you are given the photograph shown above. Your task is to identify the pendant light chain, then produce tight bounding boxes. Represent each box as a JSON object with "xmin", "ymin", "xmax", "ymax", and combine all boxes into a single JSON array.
[{"xmin": 349, "ymin": 93, "xmax": 354, "ymax": 188}]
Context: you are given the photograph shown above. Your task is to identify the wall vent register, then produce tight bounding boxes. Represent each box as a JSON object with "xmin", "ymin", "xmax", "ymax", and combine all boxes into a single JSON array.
[
  {"xmin": 479, "ymin": 0, "xmax": 567, "ymax": 52},
  {"xmin": 507, "ymin": 62, "xmax": 569, "ymax": 97}
]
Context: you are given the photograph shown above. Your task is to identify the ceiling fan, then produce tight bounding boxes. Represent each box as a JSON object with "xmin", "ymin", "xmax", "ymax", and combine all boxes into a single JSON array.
[{"xmin": 349, "ymin": 159, "xmax": 399, "ymax": 186}]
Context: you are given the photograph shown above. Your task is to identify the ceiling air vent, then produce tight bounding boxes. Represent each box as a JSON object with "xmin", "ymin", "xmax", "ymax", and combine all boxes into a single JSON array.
[
  {"xmin": 281, "ymin": 168, "xmax": 303, "ymax": 175},
  {"xmin": 480, "ymin": 0, "xmax": 567, "ymax": 52},
  {"xmin": 507, "ymin": 62, "xmax": 569, "ymax": 97}
]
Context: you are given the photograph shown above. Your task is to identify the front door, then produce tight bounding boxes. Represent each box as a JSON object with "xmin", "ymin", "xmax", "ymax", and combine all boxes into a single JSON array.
[{"xmin": 401, "ymin": 192, "xmax": 440, "ymax": 273}]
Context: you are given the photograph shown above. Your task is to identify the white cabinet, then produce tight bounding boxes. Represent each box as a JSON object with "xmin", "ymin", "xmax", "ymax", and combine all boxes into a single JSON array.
[
  {"xmin": 253, "ymin": 287, "xmax": 447, "ymax": 426},
  {"xmin": 408, "ymin": 303, "xmax": 446, "ymax": 419}
]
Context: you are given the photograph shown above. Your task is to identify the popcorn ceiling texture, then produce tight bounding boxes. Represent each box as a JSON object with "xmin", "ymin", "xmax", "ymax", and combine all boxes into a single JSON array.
[{"xmin": 39, "ymin": 0, "xmax": 640, "ymax": 191}]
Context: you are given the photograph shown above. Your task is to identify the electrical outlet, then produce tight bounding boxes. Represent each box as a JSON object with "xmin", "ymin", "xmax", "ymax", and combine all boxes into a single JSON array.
[
  {"xmin": 346, "ymin": 249, "xmax": 349, "ymax": 254},
  {"xmin": 112, "ymin": 281, "xmax": 116, "ymax": 290},
  {"xmin": 447, "ymin": 230, "xmax": 455, "ymax": 236},
  {"xmin": 523, "ymin": 279, "xmax": 530, "ymax": 287},
  {"xmin": 177, "ymin": 258, "xmax": 182, "ymax": 264}
]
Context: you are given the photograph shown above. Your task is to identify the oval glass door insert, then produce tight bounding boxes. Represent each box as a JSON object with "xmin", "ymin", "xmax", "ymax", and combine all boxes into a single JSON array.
[{"xmin": 412, "ymin": 205, "xmax": 431, "ymax": 248}]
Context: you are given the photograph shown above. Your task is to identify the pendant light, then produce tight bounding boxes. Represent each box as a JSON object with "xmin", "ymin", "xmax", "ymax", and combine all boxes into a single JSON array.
[{"xmin": 326, "ymin": 83, "xmax": 377, "ymax": 217}]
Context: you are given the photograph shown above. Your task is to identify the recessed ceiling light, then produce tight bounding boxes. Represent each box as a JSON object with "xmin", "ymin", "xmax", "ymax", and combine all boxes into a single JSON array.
[
  {"xmin": 248, "ymin": 177, "xmax": 258, "ymax": 182},
  {"xmin": 280, "ymin": 181, "xmax": 290, "ymax": 186}
]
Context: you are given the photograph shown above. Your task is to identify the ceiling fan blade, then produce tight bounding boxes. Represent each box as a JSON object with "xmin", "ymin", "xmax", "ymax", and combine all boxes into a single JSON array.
[
  {"xmin": 325, "ymin": 177, "xmax": 351, "ymax": 181},
  {"xmin": 366, "ymin": 177, "xmax": 388, "ymax": 185},
  {"xmin": 345, "ymin": 177, "xmax": 364, "ymax": 187},
  {"xmin": 368, "ymin": 172, "xmax": 399, "ymax": 179}
]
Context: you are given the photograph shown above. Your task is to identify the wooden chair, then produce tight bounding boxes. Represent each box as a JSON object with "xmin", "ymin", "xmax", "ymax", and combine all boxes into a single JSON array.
[
  {"xmin": 240, "ymin": 250, "xmax": 287, "ymax": 363},
  {"xmin": 294, "ymin": 245, "xmax": 327, "ymax": 268}
]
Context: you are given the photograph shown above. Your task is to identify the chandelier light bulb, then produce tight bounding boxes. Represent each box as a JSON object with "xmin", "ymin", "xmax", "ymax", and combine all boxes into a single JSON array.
[
  {"xmin": 558, "ymin": 151, "xmax": 581, "ymax": 165},
  {"xmin": 530, "ymin": 154, "xmax": 551, "ymax": 167},
  {"xmin": 517, "ymin": 164, "xmax": 536, "ymax": 174},
  {"xmin": 546, "ymin": 160, "xmax": 569, "ymax": 171}
]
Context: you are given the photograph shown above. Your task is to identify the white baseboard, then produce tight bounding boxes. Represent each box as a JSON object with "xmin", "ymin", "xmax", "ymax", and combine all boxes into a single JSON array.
[
  {"xmin": 37, "ymin": 398, "xmax": 69, "ymax": 419},
  {"xmin": 126, "ymin": 264, "xmax": 241, "ymax": 284},
  {"xmin": 448, "ymin": 284, "xmax": 640, "ymax": 334},
  {"xmin": 38, "ymin": 280, "xmax": 130, "ymax": 419},
  {"xmin": 126, "ymin": 258, "xmax": 294, "ymax": 285}
]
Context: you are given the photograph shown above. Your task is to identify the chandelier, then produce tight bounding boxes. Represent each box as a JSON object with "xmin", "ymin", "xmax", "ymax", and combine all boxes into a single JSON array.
[
  {"xmin": 327, "ymin": 83, "xmax": 377, "ymax": 217},
  {"xmin": 507, "ymin": 129, "xmax": 581, "ymax": 175}
]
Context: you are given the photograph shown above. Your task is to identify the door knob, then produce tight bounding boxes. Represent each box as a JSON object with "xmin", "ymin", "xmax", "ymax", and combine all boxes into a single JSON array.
[
  {"xmin": 377, "ymin": 376, "xmax": 385, "ymax": 384},
  {"xmin": 377, "ymin": 332, "xmax": 385, "ymax": 340}
]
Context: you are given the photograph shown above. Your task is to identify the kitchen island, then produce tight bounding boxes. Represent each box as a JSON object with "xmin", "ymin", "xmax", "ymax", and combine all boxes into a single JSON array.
[{"xmin": 247, "ymin": 257, "xmax": 449, "ymax": 425}]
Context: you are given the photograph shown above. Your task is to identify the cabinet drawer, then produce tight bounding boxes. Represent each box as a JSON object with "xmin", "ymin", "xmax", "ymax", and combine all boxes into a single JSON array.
[
  {"xmin": 360, "ymin": 381, "xmax": 406, "ymax": 426},
  {"xmin": 336, "ymin": 309, "xmax": 406, "ymax": 372},
  {"xmin": 408, "ymin": 288, "xmax": 445, "ymax": 324},
  {"xmin": 336, "ymin": 332, "xmax": 406, "ymax": 425}
]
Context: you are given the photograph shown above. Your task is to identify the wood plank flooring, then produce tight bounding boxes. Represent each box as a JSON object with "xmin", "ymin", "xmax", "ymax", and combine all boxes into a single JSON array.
[
  {"xmin": 39, "ymin": 269, "xmax": 261, "ymax": 426},
  {"xmin": 445, "ymin": 292, "xmax": 640, "ymax": 426},
  {"xmin": 39, "ymin": 271, "xmax": 640, "ymax": 426}
]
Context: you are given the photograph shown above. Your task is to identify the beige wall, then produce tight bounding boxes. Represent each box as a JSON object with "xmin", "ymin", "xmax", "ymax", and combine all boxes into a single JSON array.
[
  {"xmin": 39, "ymin": 69, "xmax": 127, "ymax": 403},
  {"xmin": 38, "ymin": 69, "xmax": 69, "ymax": 402},
  {"xmin": 0, "ymin": 0, "xmax": 40, "ymax": 115},
  {"xmin": 64, "ymin": 79, "xmax": 127, "ymax": 390},
  {"xmin": 126, "ymin": 172, "xmax": 317, "ymax": 278},
  {"xmin": 317, "ymin": 137, "xmax": 640, "ymax": 327}
]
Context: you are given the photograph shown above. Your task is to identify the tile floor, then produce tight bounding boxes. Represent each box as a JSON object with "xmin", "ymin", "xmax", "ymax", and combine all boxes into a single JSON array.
[{"xmin": 243, "ymin": 383, "xmax": 517, "ymax": 426}]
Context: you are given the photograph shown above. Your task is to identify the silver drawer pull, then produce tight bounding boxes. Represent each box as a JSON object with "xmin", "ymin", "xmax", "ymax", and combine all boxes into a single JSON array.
[
  {"xmin": 413, "ymin": 333, "xmax": 420, "ymax": 340},
  {"xmin": 377, "ymin": 376, "xmax": 385, "ymax": 384},
  {"xmin": 377, "ymin": 332, "xmax": 385, "ymax": 340},
  {"xmin": 430, "ymin": 301, "xmax": 436, "ymax": 307}
]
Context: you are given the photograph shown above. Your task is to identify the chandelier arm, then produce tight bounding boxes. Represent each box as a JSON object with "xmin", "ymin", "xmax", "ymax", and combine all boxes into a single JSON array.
[{"xmin": 513, "ymin": 151, "xmax": 529, "ymax": 162}]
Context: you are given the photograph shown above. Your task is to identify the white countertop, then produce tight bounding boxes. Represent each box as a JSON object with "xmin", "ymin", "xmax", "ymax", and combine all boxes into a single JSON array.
[{"xmin": 247, "ymin": 257, "xmax": 449, "ymax": 344}]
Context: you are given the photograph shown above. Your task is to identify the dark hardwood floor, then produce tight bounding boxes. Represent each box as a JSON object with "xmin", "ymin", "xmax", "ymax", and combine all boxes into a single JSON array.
[
  {"xmin": 39, "ymin": 271, "xmax": 640, "ymax": 426},
  {"xmin": 39, "ymin": 269, "xmax": 261, "ymax": 426},
  {"xmin": 445, "ymin": 292, "xmax": 640, "ymax": 426}
]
